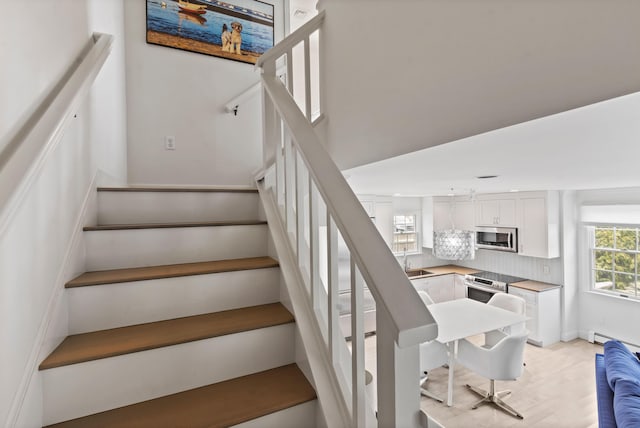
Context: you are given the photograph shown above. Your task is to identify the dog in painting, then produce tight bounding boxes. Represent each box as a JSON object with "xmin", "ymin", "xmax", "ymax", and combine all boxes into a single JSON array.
[
  {"xmin": 221, "ymin": 23, "xmax": 232, "ymax": 52},
  {"xmin": 230, "ymin": 21, "xmax": 243, "ymax": 55}
]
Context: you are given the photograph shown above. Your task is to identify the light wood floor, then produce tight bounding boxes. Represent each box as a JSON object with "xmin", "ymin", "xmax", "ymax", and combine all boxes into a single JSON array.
[{"xmin": 360, "ymin": 336, "xmax": 603, "ymax": 428}]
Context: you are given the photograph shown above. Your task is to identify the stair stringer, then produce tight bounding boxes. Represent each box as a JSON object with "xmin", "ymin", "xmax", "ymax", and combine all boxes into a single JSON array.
[{"xmin": 258, "ymin": 181, "xmax": 352, "ymax": 428}]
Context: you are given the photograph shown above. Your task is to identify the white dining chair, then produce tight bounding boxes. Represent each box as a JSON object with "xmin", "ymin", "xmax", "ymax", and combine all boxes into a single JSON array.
[
  {"xmin": 456, "ymin": 331, "xmax": 528, "ymax": 419},
  {"xmin": 484, "ymin": 293, "xmax": 526, "ymax": 348},
  {"xmin": 417, "ymin": 291, "xmax": 449, "ymax": 402}
]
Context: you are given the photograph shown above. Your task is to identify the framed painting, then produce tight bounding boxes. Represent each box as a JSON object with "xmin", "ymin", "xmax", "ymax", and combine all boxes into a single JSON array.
[{"xmin": 146, "ymin": 0, "xmax": 275, "ymax": 65}]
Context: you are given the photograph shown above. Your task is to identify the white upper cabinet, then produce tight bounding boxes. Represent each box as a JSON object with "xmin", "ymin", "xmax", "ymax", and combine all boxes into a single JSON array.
[
  {"xmin": 475, "ymin": 196, "xmax": 517, "ymax": 226},
  {"xmin": 433, "ymin": 196, "xmax": 475, "ymax": 231},
  {"xmin": 517, "ymin": 191, "xmax": 560, "ymax": 258},
  {"xmin": 358, "ymin": 196, "xmax": 394, "ymax": 248}
]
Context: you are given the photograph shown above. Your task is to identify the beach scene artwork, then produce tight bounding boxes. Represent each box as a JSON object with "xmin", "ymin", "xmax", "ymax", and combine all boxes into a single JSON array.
[{"xmin": 146, "ymin": 0, "xmax": 274, "ymax": 64}]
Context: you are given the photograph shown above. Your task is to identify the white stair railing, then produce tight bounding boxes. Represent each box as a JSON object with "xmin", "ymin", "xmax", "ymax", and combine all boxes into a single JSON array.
[{"xmin": 256, "ymin": 11, "xmax": 438, "ymax": 427}]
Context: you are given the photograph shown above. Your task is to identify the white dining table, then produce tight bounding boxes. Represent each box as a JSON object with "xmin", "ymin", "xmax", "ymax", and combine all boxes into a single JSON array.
[{"xmin": 426, "ymin": 298, "xmax": 527, "ymax": 406}]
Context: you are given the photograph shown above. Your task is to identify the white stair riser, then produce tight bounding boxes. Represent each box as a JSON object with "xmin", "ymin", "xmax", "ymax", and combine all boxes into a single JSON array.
[
  {"xmin": 232, "ymin": 400, "xmax": 317, "ymax": 428},
  {"xmin": 68, "ymin": 268, "xmax": 281, "ymax": 334},
  {"xmin": 85, "ymin": 225, "xmax": 268, "ymax": 270},
  {"xmin": 97, "ymin": 191, "xmax": 260, "ymax": 224},
  {"xmin": 42, "ymin": 324, "xmax": 295, "ymax": 425}
]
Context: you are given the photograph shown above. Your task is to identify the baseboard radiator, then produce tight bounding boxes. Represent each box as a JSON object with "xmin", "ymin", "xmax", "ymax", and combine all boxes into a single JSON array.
[{"xmin": 588, "ymin": 331, "xmax": 640, "ymax": 353}]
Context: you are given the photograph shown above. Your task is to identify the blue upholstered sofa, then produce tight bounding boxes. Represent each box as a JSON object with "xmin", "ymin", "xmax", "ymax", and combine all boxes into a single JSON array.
[{"xmin": 595, "ymin": 340, "xmax": 640, "ymax": 428}]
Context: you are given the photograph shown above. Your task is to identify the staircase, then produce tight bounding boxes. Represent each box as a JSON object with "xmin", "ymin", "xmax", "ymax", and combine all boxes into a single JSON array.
[{"xmin": 39, "ymin": 187, "xmax": 317, "ymax": 427}]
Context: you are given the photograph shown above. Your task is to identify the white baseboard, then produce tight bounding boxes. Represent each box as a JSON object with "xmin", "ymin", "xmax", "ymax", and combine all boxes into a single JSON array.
[{"xmin": 6, "ymin": 172, "xmax": 98, "ymax": 427}]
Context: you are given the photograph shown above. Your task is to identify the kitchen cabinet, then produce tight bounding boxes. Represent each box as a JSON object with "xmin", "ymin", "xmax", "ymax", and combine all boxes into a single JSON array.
[
  {"xmin": 410, "ymin": 274, "xmax": 454, "ymax": 303},
  {"xmin": 476, "ymin": 196, "xmax": 516, "ymax": 227},
  {"xmin": 422, "ymin": 197, "xmax": 434, "ymax": 248},
  {"xmin": 508, "ymin": 285, "xmax": 561, "ymax": 347},
  {"xmin": 517, "ymin": 191, "xmax": 560, "ymax": 258},
  {"xmin": 433, "ymin": 196, "xmax": 475, "ymax": 231},
  {"xmin": 358, "ymin": 196, "xmax": 394, "ymax": 248}
]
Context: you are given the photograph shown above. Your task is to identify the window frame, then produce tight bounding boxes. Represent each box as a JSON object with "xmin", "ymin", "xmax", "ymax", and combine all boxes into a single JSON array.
[
  {"xmin": 588, "ymin": 224, "xmax": 640, "ymax": 300},
  {"xmin": 392, "ymin": 213, "xmax": 420, "ymax": 255}
]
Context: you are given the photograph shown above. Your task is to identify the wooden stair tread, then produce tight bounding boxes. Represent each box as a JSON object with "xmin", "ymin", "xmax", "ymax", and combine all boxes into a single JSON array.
[
  {"xmin": 44, "ymin": 364, "xmax": 316, "ymax": 428},
  {"xmin": 98, "ymin": 186, "xmax": 258, "ymax": 193},
  {"xmin": 66, "ymin": 256, "xmax": 279, "ymax": 288},
  {"xmin": 39, "ymin": 303, "xmax": 293, "ymax": 370},
  {"xmin": 83, "ymin": 220, "xmax": 267, "ymax": 231}
]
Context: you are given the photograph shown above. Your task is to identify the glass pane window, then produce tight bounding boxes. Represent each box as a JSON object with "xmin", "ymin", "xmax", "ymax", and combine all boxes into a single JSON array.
[
  {"xmin": 393, "ymin": 215, "xmax": 418, "ymax": 253},
  {"xmin": 591, "ymin": 225, "xmax": 640, "ymax": 298}
]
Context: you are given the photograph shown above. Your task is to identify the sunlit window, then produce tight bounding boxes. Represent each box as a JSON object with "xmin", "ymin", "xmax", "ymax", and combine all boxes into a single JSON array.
[
  {"xmin": 392, "ymin": 215, "xmax": 418, "ymax": 253},
  {"xmin": 591, "ymin": 225, "xmax": 639, "ymax": 298}
]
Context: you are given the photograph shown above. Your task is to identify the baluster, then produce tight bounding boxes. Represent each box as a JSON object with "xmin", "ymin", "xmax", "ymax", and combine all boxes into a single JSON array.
[
  {"xmin": 327, "ymin": 215, "xmax": 340, "ymax": 366},
  {"xmin": 310, "ymin": 178, "xmax": 321, "ymax": 312},
  {"xmin": 275, "ymin": 118, "xmax": 285, "ymax": 219},
  {"xmin": 296, "ymin": 152, "xmax": 310, "ymax": 291},
  {"xmin": 350, "ymin": 259, "xmax": 365, "ymax": 427},
  {"xmin": 303, "ymin": 36, "xmax": 312, "ymax": 121},
  {"xmin": 314, "ymin": 28, "xmax": 323, "ymax": 120},
  {"xmin": 284, "ymin": 134, "xmax": 296, "ymax": 245},
  {"xmin": 286, "ymin": 48, "xmax": 294, "ymax": 95}
]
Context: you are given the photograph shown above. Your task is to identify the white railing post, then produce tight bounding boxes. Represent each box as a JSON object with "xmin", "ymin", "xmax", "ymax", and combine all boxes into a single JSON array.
[{"xmin": 376, "ymin": 310, "xmax": 422, "ymax": 428}]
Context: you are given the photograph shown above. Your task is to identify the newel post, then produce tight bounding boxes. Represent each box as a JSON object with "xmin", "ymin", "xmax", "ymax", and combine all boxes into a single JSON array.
[{"xmin": 376, "ymin": 310, "xmax": 423, "ymax": 428}]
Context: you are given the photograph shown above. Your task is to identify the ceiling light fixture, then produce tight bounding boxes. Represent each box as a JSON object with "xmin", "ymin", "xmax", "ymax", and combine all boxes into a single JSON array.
[
  {"xmin": 432, "ymin": 189, "xmax": 475, "ymax": 261},
  {"xmin": 476, "ymin": 175, "xmax": 498, "ymax": 179}
]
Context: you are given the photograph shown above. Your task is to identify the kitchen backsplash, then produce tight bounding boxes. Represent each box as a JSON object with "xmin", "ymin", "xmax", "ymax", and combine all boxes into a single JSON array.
[{"xmin": 401, "ymin": 249, "xmax": 564, "ymax": 285}]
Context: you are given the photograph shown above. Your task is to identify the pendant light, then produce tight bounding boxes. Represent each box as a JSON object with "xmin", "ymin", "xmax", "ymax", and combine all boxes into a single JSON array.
[{"xmin": 433, "ymin": 190, "xmax": 475, "ymax": 260}]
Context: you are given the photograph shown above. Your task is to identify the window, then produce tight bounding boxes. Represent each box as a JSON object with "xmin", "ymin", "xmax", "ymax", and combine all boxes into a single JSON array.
[
  {"xmin": 392, "ymin": 215, "xmax": 418, "ymax": 253},
  {"xmin": 590, "ymin": 225, "xmax": 640, "ymax": 298}
]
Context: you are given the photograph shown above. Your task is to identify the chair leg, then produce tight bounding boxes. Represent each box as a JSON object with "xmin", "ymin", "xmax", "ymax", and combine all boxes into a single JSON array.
[
  {"xmin": 465, "ymin": 380, "xmax": 523, "ymax": 420},
  {"xmin": 493, "ymin": 395, "xmax": 524, "ymax": 419}
]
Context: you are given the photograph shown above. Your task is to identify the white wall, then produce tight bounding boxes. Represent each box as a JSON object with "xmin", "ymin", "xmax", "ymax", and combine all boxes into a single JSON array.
[
  {"xmin": 576, "ymin": 187, "xmax": 640, "ymax": 345},
  {"xmin": 87, "ymin": 0, "xmax": 129, "ymax": 183},
  {"xmin": 317, "ymin": 0, "xmax": 640, "ymax": 170},
  {"xmin": 0, "ymin": 2, "xmax": 128, "ymax": 426},
  {"xmin": 124, "ymin": 1, "xmax": 286, "ymax": 186},
  {"xmin": 0, "ymin": 1, "xmax": 89, "ymax": 151}
]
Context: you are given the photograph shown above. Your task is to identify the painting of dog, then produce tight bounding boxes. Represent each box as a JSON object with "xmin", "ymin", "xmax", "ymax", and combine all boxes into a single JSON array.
[
  {"xmin": 230, "ymin": 22, "xmax": 243, "ymax": 55},
  {"xmin": 146, "ymin": 0, "xmax": 274, "ymax": 65}
]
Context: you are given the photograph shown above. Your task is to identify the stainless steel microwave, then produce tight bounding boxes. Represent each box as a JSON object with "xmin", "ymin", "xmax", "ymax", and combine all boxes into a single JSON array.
[{"xmin": 476, "ymin": 226, "xmax": 518, "ymax": 252}]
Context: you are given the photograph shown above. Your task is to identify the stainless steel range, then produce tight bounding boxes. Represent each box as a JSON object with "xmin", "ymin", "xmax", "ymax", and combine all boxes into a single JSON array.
[{"xmin": 464, "ymin": 271, "xmax": 526, "ymax": 303}]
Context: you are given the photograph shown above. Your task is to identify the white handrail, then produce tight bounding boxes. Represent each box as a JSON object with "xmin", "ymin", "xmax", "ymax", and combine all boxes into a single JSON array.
[
  {"xmin": 256, "ymin": 11, "xmax": 438, "ymax": 427},
  {"xmin": 0, "ymin": 33, "xmax": 113, "ymax": 227},
  {"xmin": 255, "ymin": 10, "xmax": 325, "ymax": 69}
]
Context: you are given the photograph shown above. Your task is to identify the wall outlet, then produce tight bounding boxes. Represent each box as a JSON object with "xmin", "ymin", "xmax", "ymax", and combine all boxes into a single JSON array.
[
  {"xmin": 165, "ymin": 135, "xmax": 176, "ymax": 150},
  {"xmin": 543, "ymin": 265, "xmax": 550, "ymax": 275}
]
